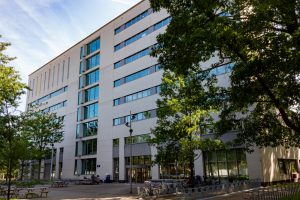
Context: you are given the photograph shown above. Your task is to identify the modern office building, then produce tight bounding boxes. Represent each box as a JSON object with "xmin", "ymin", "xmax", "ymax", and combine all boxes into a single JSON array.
[{"xmin": 26, "ymin": 0, "xmax": 300, "ymax": 185}]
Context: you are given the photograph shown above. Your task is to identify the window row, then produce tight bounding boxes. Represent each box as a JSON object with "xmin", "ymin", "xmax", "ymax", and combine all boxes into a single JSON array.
[
  {"xmin": 42, "ymin": 100, "xmax": 67, "ymax": 113},
  {"xmin": 78, "ymin": 85, "xmax": 99, "ymax": 105},
  {"xmin": 124, "ymin": 134, "xmax": 150, "ymax": 144},
  {"xmin": 114, "ymin": 17, "xmax": 171, "ymax": 52},
  {"xmin": 114, "ymin": 44, "xmax": 156, "ymax": 69},
  {"xmin": 203, "ymin": 149, "xmax": 248, "ymax": 179},
  {"xmin": 114, "ymin": 9, "xmax": 152, "ymax": 35},
  {"xmin": 125, "ymin": 155, "xmax": 151, "ymax": 165},
  {"xmin": 113, "ymin": 109, "xmax": 156, "ymax": 126},
  {"xmin": 74, "ymin": 158, "xmax": 96, "ymax": 175},
  {"xmin": 79, "ymin": 69, "xmax": 99, "ymax": 89},
  {"xmin": 87, "ymin": 38, "xmax": 100, "ymax": 55},
  {"xmin": 114, "ymin": 64, "xmax": 161, "ymax": 87},
  {"xmin": 77, "ymin": 102, "xmax": 99, "ymax": 121},
  {"xmin": 80, "ymin": 38, "xmax": 100, "ymax": 60},
  {"xmin": 30, "ymin": 86, "xmax": 68, "ymax": 106},
  {"xmin": 76, "ymin": 120, "xmax": 98, "ymax": 138},
  {"xmin": 114, "ymin": 85, "xmax": 161, "ymax": 106},
  {"xmin": 75, "ymin": 139, "xmax": 97, "ymax": 156},
  {"xmin": 84, "ymin": 103, "xmax": 98, "ymax": 120},
  {"xmin": 86, "ymin": 53, "xmax": 100, "ymax": 71}
]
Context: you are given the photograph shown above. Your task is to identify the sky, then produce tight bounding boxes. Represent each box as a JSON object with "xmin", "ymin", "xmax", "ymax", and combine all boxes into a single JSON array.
[{"xmin": 0, "ymin": 0, "xmax": 141, "ymax": 111}]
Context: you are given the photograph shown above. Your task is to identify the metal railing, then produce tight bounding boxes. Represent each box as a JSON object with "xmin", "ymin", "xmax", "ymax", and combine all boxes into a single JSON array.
[
  {"xmin": 177, "ymin": 179, "xmax": 261, "ymax": 198},
  {"xmin": 138, "ymin": 179, "xmax": 261, "ymax": 199},
  {"xmin": 249, "ymin": 182, "xmax": 300, "ymax": 200}
]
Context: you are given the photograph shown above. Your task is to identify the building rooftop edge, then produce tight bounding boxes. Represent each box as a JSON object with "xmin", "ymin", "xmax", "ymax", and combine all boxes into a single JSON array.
[{"xmin": 29, "ymin": 0, "xmax": 145, "ymax": 76}]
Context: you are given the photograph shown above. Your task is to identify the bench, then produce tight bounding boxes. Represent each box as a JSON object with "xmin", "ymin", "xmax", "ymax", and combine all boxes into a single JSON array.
[{"xmin": 25, "ymin": 187, "xmax": 49, "ymax": 198}]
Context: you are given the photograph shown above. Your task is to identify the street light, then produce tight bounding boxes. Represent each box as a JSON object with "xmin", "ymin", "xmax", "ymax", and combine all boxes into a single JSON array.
[
  {"xmin": 125, "ymin": 111, "xmax": 135, "ymax": 194},
  {"xmin": 49, "ymin": 142, "xmax": 54, "ymax": 180}
]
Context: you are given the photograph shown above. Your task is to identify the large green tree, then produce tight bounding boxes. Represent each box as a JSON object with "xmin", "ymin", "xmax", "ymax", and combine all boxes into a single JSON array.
[
  {"xmin": 21, "ymin": 108, "xmax": 64, "ymax": 180},
  {"xmin": 150, "ymin": 70, "xmax": 224, "ymax": 183},
  {"xmin": 0, "ymin": 35, "xmax": 27, "ymax": 199},
  {"xmin": 150, "ymin": 0, "xmax": 300, "ymax": 148}
]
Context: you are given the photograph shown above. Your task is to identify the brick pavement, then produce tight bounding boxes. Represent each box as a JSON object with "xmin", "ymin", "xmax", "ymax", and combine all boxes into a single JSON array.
[{"xmin": 16, "ymin": 183, "xmax": 252, "ymax": 200}]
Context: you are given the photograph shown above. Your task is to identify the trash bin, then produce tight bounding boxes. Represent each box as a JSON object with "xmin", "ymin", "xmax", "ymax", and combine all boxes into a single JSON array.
[{"xmin": 292, "ymin": 172, "xmax": 298, "ymax": 182}]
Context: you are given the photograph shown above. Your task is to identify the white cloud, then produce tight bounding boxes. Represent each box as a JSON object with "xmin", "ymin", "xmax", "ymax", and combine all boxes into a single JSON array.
[
  {"xmin": 112, "ymin": 0, "xmax": 138, "ymax": 6},
  {"xmin": 0, "ymin": 0, "xmax": 141, "ymax": 111}
]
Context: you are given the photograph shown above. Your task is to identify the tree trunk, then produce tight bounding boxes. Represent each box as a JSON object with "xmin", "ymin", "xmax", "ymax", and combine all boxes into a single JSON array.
[
  {"xmin": 6, "ymin": 158, "xmax": 12, "ymax": 200},
  {"xmin": 189, "ymin": 158, "xmax": 195, "ymax": 187},
  {"xmin": 20, "ymin": 160, "xmax": 24, "ymax": 181},
  {"xmin": 38, "ymin": 159, "xmax": 42, "ymax": 180}
]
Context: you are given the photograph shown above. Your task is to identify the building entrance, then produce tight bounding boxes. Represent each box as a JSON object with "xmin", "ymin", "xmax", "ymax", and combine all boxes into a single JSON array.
[{"xmin": 126, "ymin": 166, "xmax": 151, "ymax": 183}]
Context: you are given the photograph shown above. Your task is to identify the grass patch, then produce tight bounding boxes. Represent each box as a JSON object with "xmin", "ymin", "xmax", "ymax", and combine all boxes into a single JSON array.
[
  {"xmin": 14, "ymin": 179, "xmax": 52, "ymax": 188},
  {"xmin": 280, "ymin": 193, "xmax": 300, "ymax": 200}
]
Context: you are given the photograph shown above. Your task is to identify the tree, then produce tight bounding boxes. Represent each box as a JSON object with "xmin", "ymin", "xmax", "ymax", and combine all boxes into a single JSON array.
[
  {"xmin": 0, "ymin": 35, "xmax": 27, "ymax": 199},
  {"xmin": 21, "ymin": 108, "xmax": 64, "ymax": 180},
  {"xmin": 150, "ymin": 70, "xmax": 224, "ymax": 184},
  {"xmin": 150, "ymin": 0, "xmax": 300, "ymax": 148}
]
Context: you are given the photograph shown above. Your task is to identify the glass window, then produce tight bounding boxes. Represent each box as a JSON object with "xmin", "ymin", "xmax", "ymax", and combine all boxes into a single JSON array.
[
  {"xmin": 81, "ymin": 158, "xmax": 96, "ymax": 175},
  {"xmin": 76, "ymin": 124, "xmax": 80, "ymax": 139},
  {"xmin": 87, "ymin": 38, "xmax": 100, "ymax": 55},
  {"xmin": 113, "ymin": 118, "xmax": 121, "ymax": 126},
  {"xmin": 125, "ymin": 115, "xmax": 131, "ymax": 123},
  {"xmin": 114, "ymin": 44, "xmax": 122, "ymax": 52},
  {"xmin": 114, "ymin": 47, "xmax": 151, "ymax": 69},
  {"xmin": 80, "ymin": 47, "xmax": 84, "ymax": 59},
  {"xmin": 79, "ymin": 62, "xmax": 83, "ymax": 74},
  {"xmin": 115, "ymin": 27, "xmax": 122, "ymax": 35},
  {"xmin": 78, "ymin": 91, "xmax": 83, "ymax": 105},
  {"xmin": 113, "ymin": 138, "xmax": 119, "ymax": 147},
  {"xmin": 85, "ymin": 85, "xmax": 99, "ymax": 102},
  {"xmin": 79, "ymin": 76, "xmax": 83, "ymax": 89},
  {"xmin": 204, "ymin": 149, "xmax": 248, "ymax": 180},
  {"xmin": 77, "ymin": 108, "xmax": 81, "ymax": 122},
  {"xmin": 156, "ymin": 85, "xmax": 161, "ymax": 94},
  {"xmin": 114, "ymin": 79, "xmax": 121, "ymax": 87},
  {"xmin": 114, "ymin": 61, "xmax": 122, "ymax": 69},
  {"xmin": 82, "ymin": 139, "xmax": 97, "ymax": 155},
  {"xmin": 125, "ymin": 68, "xmax": 150, "ymax": 83},
  {"xmin": 86, "ymin": 53, "xmax": 100, "ymax": 70},
  {"xmin": 86, "ymin": 70, "xmax": 99, "ymax": 86},
  {"xmin": 84, "ymin": 103, "xmax": 98, "ymax": 119},
  {"xmin": 125, "ymin": 134, "xmax": 150, "ymax": 144},
  {"xmin": 114, "ymin": 99, "xmax": 120, "ymax": 106},
  {"xmin": 153, "ymin": 17, "xmax": 172, "ymax": 31},
  {"xmin": 83, "ymin": 120, "xmax": 98, "ymax": 137},
  {"xmin": 115, "ymin": 10, "xmax": 149, "ymax": 35}
]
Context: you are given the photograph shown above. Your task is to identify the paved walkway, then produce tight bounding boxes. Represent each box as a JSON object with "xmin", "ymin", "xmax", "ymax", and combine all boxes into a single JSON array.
[
  {"xmin": 23, "ymin": 183, "xmax": 143, "ymax": 200},
  {"xmin": 14, "ymin": 183, "xmax": 252, "ymax": 200}
]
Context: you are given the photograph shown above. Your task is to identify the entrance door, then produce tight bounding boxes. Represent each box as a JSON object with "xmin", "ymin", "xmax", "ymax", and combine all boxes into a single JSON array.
[{"xmin": 126, "ymin": 166, "xmax": 151, "ymax": 183}]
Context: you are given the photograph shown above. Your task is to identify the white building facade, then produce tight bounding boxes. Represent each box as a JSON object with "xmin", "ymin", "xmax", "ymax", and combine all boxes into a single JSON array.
[{"xmin": 26, "ymin": 0, "xmax": 300, "ymax": 185}]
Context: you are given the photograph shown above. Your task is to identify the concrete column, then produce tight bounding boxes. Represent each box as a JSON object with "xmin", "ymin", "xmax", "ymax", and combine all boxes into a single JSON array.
[
  {"xmin": 98, "ymin": 138, "xmax": 113, "ymax": 180},
  {"xmin": 119, "ymin": 137, "xmax": 125, "ymax": 181},
  {"xmin": 151, "ymin": 146, "xmax": 159, "ymax": 179},
  {"xmin": 247, "ymin": 146, "xmax": 263, "ymax": 181},
  {"xmin": 55, "ymin": 147, "xmax": 60, "ymax": 179},
  {"xmin": 151, "ymin": 164, "xmax": 159, "ymax": 180},
  {"xmin": 194, "ymin": 150, "xmax": 204, "ymax": 177},
  {"xmin": 77, "ymin": 159, "xmax": 82, "ymax": 176}
]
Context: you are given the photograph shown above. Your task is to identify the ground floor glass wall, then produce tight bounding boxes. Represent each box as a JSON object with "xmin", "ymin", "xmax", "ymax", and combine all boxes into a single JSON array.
[
  {"xmin": 203, "ymin": 148, "xmax": 248, "ymax": 181},
  {"xmin": 125, "ymin": 155, "xmax": 151, "ymax": 182},
  {"xmin": 160, "ymin": 163, "xmax": 191, "ymax": 179},
  {"xmin": 113, "ymin": 158, "xmax": 119, "ymax": 181}
]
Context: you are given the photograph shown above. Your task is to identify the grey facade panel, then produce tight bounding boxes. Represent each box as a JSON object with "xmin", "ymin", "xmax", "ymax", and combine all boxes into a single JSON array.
[{"xmin": 124, "ymin": 143, "xmax": 151, "ymax": 157}]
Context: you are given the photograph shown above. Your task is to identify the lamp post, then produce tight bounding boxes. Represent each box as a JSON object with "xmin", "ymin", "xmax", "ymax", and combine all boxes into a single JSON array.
[
  {"xmin": 125, "ymin": 111, "xmax": 134, "ymax": 194},
  {"xmin": 49, "ymin": 136, "xmax": 54, "ymax": 180}
]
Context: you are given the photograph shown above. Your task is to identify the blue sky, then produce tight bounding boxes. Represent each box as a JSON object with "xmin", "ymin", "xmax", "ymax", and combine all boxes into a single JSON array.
[{"xmin": 0, "ymin": 0, "xmax": 141, "ymax": 111}]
